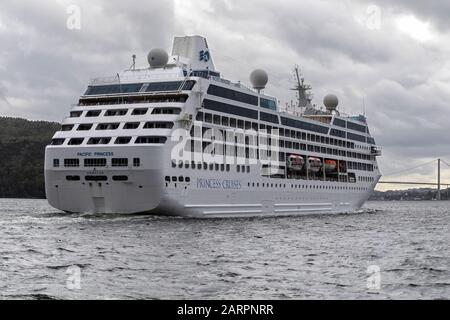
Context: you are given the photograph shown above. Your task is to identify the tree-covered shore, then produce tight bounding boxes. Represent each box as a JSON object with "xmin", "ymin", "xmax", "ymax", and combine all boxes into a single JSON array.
[{"xmin": 0, "ymin": 117, "xmax": 60, "ymax": 198}]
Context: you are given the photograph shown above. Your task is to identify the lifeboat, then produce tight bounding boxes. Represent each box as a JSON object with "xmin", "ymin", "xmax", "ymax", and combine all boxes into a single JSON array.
[
  {"xmin": 324, "ymin": 159, "xmax": 337, "ymax": 172},
  {"xmin": 307, "ymin": 157, "xmax": 322, "ymax": 173},
  {"xmin": 287, "ymin": 155, "xmax": 305, "ymax": 171}
]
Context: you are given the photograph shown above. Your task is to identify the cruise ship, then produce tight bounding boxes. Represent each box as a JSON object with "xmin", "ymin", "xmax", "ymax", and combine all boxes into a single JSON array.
[{"xmin": 45, "ymin": 35, "xmax": 382, "ymax": 217}]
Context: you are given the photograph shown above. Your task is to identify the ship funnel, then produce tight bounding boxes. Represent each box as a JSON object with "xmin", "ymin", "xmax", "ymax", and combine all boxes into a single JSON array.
[
  {"xmin": 250, "ymin": 69, "xmax": 268, "ymax": 92},
  {"xmin": 172, "ymin": 35, "xmax": 216, "ymax": 71}
]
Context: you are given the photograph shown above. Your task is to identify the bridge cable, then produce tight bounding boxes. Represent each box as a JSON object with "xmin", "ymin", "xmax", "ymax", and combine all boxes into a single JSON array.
[
  {"xmin": 382, "ymin": 159, "xmax": 438, "ymax": 177},
  {"xmin": 440, "ymin": 159, "xmax": 450, "ymax": 167}
]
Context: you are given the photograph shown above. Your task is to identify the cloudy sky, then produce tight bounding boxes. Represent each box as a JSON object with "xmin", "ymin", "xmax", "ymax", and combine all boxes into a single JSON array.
[{"xmin": 1, "ymin": 0, "xmax": 450, "ymax": 190}]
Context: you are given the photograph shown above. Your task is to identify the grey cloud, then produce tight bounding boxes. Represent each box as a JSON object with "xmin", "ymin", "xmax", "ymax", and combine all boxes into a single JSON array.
[
  {"xmin": 370, "ymin": 0, "xmax": 450, "ymax": 31},
  {"xmin": 0, "ymin": 0, "xmax": 174, "ymax": 120}
]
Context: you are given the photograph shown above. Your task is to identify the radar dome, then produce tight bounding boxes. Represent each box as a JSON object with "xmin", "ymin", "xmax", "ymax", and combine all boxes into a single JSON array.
[
  {"xmin": 250, "ymin": 69, "xmax": 268, "ymax": 90},
  {"xmin": 323, "ymin": 94, "xmax": 339, "ymax": 111},
  {"xmin": 147, "ymin": 48, "xmax": 169, "ymax": 68}
]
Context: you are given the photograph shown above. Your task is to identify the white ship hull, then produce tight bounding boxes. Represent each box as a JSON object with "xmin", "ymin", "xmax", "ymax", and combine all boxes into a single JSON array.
[{"xmin": 45, "ymin": 144, "xmax": 378, "ymax": 218}]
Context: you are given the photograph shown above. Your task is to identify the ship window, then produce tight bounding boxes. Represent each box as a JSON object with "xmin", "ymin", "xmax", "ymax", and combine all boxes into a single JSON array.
[
  {"xmin": 172, "ymin": 176, "xmax": 177, "ymax": 182},
  {"xmin": 280, "ymin": 117, "xmax": 329, "ymax": 134},
  {"xmin": 213, "ymin": 115, "xmax": 221, "ymax": 125},
  {"xmin": 347, "ymin": 121, "xmax": 366, "ymax": 133},
  {"xmin": 84, "ymin": 83, "xmax": 143, "ymax": 95},
  {"xmin": 51, "ymin": 138, "xmax": 65, "ymax": 146},
  {"xmin": 64, "ymin": 159, "xmax": 79, "ymax": 167},
  {"xmin": 66, "ymin": 175, "xmax": 80, "ymax": 181},
  {"xmin": 68, "ymin": 138, "xmax": 84, "ymax": 145},
  {"xmin": 84, "ymin": 158, "xmax": 107, "ymax": 167},
  {"xmin": 53, "ymin": 159, "xmax": 60, "ymax": 167},
  {"xmin": 260, "ymin": 111, "xmax": 279, "ymax": 124},
  {"xmin": 179, "ymin": 176, "xmax": 184, "ymax": 182},
  {"xmin": 96, "ymin": 123, "xmax": 120, "ymax": 130},
  {"xmin": 207, "ymin": 85, "xmax": 258, "ymax": 106},
  {"xmin": 112, "ymin": 158, "xmax": 128, "ymax": 167},
  {"xmin": 79, "ymin": 93, "xmax": 188, "ymax": 106},
  {"xmin": 145, "ymin": 81, "xmax": 184, "ymax": 92},
  {"xmin": 77, "ymin": 123, "xmax": 93, "ymax": 131},
  {"xmin": 132, "ymin": 108, "xmax": 148, "ymax": 115},
  {"xmin": 260, "ymin": 98, "xmax": 277, "ymax": 110},
  {"xmin": 135, "ymin": 136, "xmax": 167, "ymax": 144},
  {"xmin": 143, "ymin": 122, "xmax": 174, "ymax": 129},
  {"xmin": 133, "ymin": 158, "xmax": 140, "ymax": 167},
  {"xmin": 347, "ymin": 132, "xmax": 366, "ymax": 143},
  {"xmin": 112, "ymin": 176, "xmax": 128, "ymax": 181},
  {"xmin": 203, "ymin": 99, "xmax": 258, "ymax": 120},
  {"xmin": 115, "ymin": 137, "xmax": 132, "ymax": 144},
  {"xmin": 185, "ymin": 177, "xmax": 191, "ymax": 182},
  {"xmin": 86, "ymin": 110, "xmax": 101, "ymax": 117},
  {"xmin": 165, "ymin": 176, "xmax": 170, "ymax": 182},
  {"xmin": 230, "ymin": 118, "xmax": 236, "ymax": 128},
  {"xmin": 196, "ymin": 112, "xmax": 203, "ymax": 121},
  {"xmin": 85, "ymin": 175, "xmax": 108, "ymax": 181},
  {"xmin": 124, "ymin": 122, "xmax": 140, "ymax": 129},
  {"xmin": 221, "ymin": 117, "xmax": 229, "ymax": 126},
  {"xmin": 105, "ymin": 109, "xmax": 128, "ymax": 116},
  {"xmin": 87, "ymin": 137, "xmax": 111, "ymax": 145},
  {"xmin": 204, "ymin": 113, "xmax": 212, "ymax": 123},
  {"xmin": 151, "ymin": 108, "xmax": 181, "ymax": 115},
  {"xmin": 237, "ymin": 119, "xmax": 244, "ymax": 129},
  {"xmin": 70, "ymin": 111, "xmax": 82, "ymax": 118},
  {"xmin": 61, "ymin": 124, "xmax": 74, "ymax": 131},
  {"xmin": 333, "ymin": 118, "xmax": 346, "ymax": 128}
]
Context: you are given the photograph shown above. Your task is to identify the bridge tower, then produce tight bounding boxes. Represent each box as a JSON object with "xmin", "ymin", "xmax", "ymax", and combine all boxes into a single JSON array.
[{"xmin": 437, "ymin": 158, "xmax": 441, "ymax": 200}]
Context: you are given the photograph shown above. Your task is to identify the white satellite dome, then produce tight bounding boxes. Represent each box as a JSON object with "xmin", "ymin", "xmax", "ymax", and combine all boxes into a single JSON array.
[
  {"xmin": 323, "ymin": 94, "xmax": 339, "ymax": 111},
  {"xmin": 250, "ymin": 69, "xmax": 268, "ymax": 90},
  {"xmin": 147, "ymin": 48, "xmax": 169, "ymax": 68}
]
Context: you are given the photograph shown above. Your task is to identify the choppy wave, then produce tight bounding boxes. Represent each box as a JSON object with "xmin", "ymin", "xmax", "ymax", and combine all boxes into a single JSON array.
[{"xmin": 0, "ymin": 199, "xmax": 448, "ymax": 300}]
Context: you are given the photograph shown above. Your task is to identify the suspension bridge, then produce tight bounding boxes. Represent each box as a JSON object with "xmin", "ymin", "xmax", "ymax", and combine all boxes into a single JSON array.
[{"xmin": 377, "ymin": 158, "xmax": 450, "ymax": 200}]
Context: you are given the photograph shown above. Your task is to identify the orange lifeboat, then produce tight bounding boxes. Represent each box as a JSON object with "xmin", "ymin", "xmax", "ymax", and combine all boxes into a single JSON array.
[{"xmin": 324, "ymin": 159, "xmax": 337, "ymax": 172}]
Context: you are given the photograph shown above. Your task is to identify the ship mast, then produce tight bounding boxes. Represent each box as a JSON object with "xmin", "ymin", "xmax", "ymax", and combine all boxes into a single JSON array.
[{"xmin": 291, "ymin": 65, "xmax": 313, "ymax": 115}]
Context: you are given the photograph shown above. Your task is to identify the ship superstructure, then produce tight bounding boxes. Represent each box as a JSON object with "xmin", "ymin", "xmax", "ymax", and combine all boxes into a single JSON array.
[{"xmin": 45, "ymin": 35, "xmax": 382, "ymax": 217}]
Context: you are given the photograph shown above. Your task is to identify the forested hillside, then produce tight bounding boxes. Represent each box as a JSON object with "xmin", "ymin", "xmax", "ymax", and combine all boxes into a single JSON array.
[{"xmin": 0, "ymin": 117, "xmax": 60, "ymax": 198}]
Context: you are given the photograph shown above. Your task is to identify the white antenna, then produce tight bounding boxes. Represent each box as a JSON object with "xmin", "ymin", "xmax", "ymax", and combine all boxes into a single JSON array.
[
  {"xmin": 130, "ymin": 54, "xmax": 136, "ymax": 70},
  {"xmin": 363, "ymin": 96, "xmax": 366, "ymax": 116}
]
